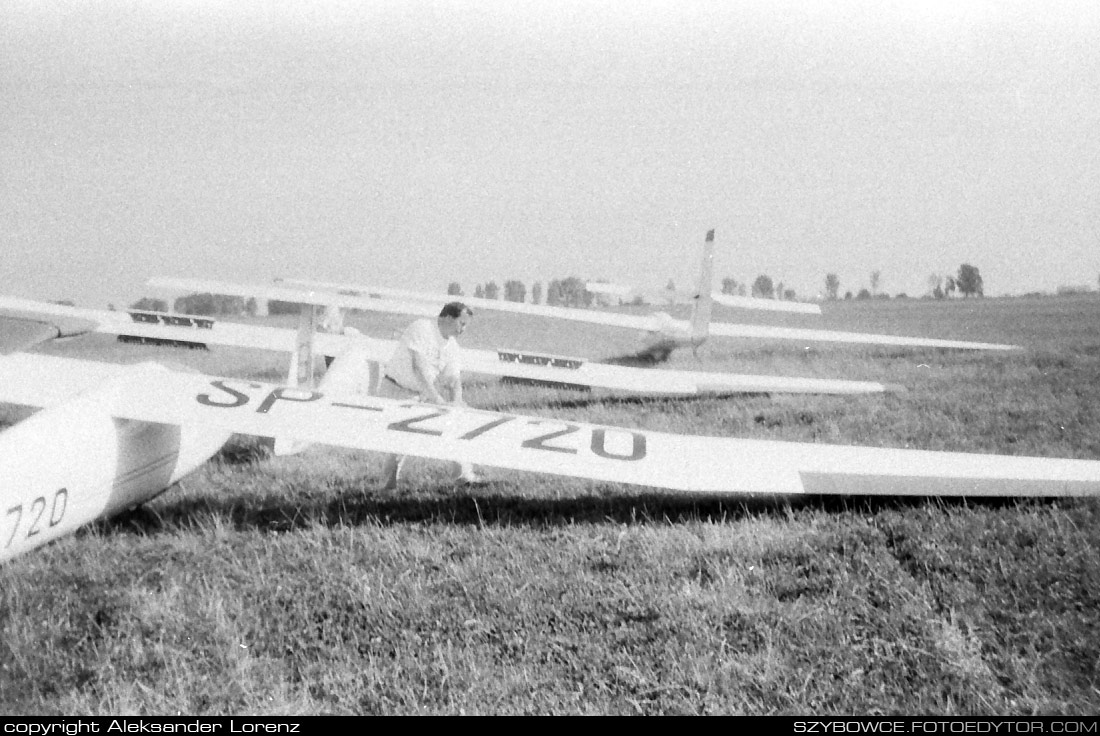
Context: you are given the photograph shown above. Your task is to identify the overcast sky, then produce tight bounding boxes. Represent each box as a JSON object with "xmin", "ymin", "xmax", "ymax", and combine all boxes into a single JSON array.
[{"xmin": 2, "ymin": 0, "xmax": 1097, "ymax": 306}]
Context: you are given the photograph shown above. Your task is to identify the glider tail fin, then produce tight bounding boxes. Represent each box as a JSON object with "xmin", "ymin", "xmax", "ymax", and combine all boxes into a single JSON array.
[{"xmin": 689, "ymin": 229, "xmax": 715, "ymax": 348}]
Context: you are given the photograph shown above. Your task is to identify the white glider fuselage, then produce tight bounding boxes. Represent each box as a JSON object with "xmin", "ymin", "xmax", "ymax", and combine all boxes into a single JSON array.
[{"xmin": 0, "ymin": 361, "xmax": 230, "ymax": 563}]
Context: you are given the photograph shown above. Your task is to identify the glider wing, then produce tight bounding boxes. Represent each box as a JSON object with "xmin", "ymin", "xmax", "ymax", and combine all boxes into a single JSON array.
[
  {"xmin": 0, "ymin": 297, "xmax": 891, "ymax": 395},
  {"xmin": 708, "ymin": 321, "xmax": 1019, "ymax": 351},
  {"xmin": 92, "ymin": 361, "xmax": 1100, "ymax": 498},
  {"xmin": 152, "ymin": 277, "xmax": 1017, "ymax": 351}
]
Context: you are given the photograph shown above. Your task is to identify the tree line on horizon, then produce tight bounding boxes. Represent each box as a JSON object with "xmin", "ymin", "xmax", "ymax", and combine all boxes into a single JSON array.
[
  {"xmin": 446, "ymin": 274, "xmax": 802, "ymax": 306},
  {"xmin": 447, "ymin": 277, "xmax": 593, "ymax": 307},
  {"xmin": 127, "ymin": 263, "xmax": 1100, "ymax": 316},
  {"xmin": 822, "ymin": 264, "xmax": 986, "ymax": 301},
  {"xmin": 129, "ymin": 294, "xmax": 259, "ymax": 315},
  {"xmin": 435, "ymin": 262, "xmax": 990, "ymax": 306}
]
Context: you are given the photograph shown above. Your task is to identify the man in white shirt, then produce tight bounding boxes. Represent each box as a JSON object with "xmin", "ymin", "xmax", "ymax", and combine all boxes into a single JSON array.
[{"xmin": 376, "ymin": 302, "xmax": 481, "ymax": 490}]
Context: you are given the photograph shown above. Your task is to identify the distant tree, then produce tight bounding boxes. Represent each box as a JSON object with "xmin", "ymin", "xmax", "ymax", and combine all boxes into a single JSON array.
[
  {"xmin": 545, "ymin": 279, "xmax": 561, "ymax": 306},
  {"xmin": 721, "ymin": 277, "xmax": 740, "ymax": 295},
  {"xmin": 927, "ymin": 274, "xmax": 943, "ymax": 298},
  {"xmin": 174, "ymin": 293, "xmax": 214, "ymax": 315},
  {"xmin": 226, "ymin": 295, "xmax": 246, "ymax": 314},
  {"xmin": 266, "ymin": 299, "xmax": 302, "ymax": 316},
  {"xmin": 844, "ymin": 291, "xmax": 853, "ymax": 300},
  {"xmin": 956, "ymin": 264, "xmax": 983, "ymax": 297},
  {"xmin": 51, "ymin": 299, "xmax": 75, "ymax": 307},
  {"xmin": 245, "ymin": 297, "xmax": 257, "ymax": 316},
  {"xmin": 870, "ymin": 270, "xmax": 882, "ymax": 296},
  {"xmin": 783, "ymin": 288, "xmax": 796, "ymax": 301},
  {"xmin": 665, "ymin": 278, "xmax": 676, "ymax": 293},
  {"xmin": 447, "ymin": 282, "xmax": 463, "ymax": 296},
  {"xmin": 130, "ymin": 297, "xmax": 168, "ymax": 312},
  {"xmin": 944, "ymin": 275, "xmax": 957, "ymax": 298},
  {"xmin": 530, "ymin": 281, "xmax": 542, "ymax": 305},
  {"xmin": 557, "ymin": 277, "xmax": 592, "ymax": 308},
  {"xmin": 825, "ymin": 273, "xmax": 840, "ymax": 300},
  {"xmin": 590, "ymin": 287, "xmax": 613, "ymax": 308},
  {"xmin": 896, "ymin": 293, "xmax": 908, "ymax": 299},
  {"xmin": 503, "ymin": 279, "xmax": 526, "ymax": 303},
  {"xmin": 775, "ymin": 282, "xmax": 784, "ymax": 301},
  {"xmin": 751, "ymin": 275, "xmax": 774, "ymax": 299},
  {"xmin": 483, "ymin": 281, "xmax": 500, "ymax": 300},
  {"xmin": 174, "ymin": 293, "xmax": 246, "ymax": 316},
  {"xmin": 474, "ymin": 284, "xmax": 485, "ymax": 299},
  {"xmin": 856, "ymin": 288, "xmax": 872, "ymax": 300}
]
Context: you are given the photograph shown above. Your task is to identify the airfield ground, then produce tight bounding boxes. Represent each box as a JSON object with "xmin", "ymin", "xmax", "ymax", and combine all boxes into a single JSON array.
[{"xmin": 2, "ymin": 294, "xmax": 1099, "ymax": 714}]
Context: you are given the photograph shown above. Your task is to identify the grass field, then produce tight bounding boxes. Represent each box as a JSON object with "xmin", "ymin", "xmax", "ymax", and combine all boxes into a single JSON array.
[{"xmin": 2, "ymin": 294, "xmax": 1100, "ymax": 715}]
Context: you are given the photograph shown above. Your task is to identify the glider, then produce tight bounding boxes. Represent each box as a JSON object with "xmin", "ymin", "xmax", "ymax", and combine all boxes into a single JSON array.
[
  {"xmin": 149, "ymin": 230, "xmax": 1019, "ymax": 354},
  {"xmin": 4, "ymin": 339, "xmax": 1100, "ymax": 564},
  {"xmin": 0, "ymin": 296, "xmax": 893, "ymax": 397}
]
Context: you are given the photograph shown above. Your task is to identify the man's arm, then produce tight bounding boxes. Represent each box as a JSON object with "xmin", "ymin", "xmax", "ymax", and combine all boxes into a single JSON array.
[
  {"xmin": 440, "ymin": 341, "xmax": 464, "ymax": 406},
  {"xmin": 410, "ymin": 350, "xmax": 447, "ymax": 404},
  {"xmin": 442, "ymin": 369, "xmax": 464, "ymax": 406}
]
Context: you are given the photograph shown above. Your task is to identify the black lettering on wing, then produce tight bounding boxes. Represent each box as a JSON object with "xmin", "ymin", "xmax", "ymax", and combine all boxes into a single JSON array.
[
  {"xmin": 25, "ymin": 496, "xmax": 46, "ymax": 538},
  {"xmin": 590, "ymin": 429, "xmax": 647, "ymax": 461},
  {"xmin": 331, "ymin": 401, "xmax": 383, "ymax": 412},
  {"xmin": 388, "ymin": 408, "xmax": 450, "ymax": 436},
  {"xmin": 256, "ymin": 387, "xmax": 322, "ymax": 414},
  {"xmin": 197, "ymin": 380, "xmax": 257, "ymax": 408},
  {"xmin": 458, "ymin": 415, "xmax": 515, "ymax": 440},
  {"xmin": 49, "ymin": 488, "xmax": 67, "ymax": 527},
  {"xmin": 4, "ymin": 505, "xmax": 22, "ymax": 549},
  {"xmin": 522, "ymin": 422, "xmax": 580, "ymax": 454}
]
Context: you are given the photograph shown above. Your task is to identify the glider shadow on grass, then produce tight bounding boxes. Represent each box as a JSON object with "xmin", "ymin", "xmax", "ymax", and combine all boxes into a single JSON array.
[{"xmin": 90, "ymin": 484, "xmax": 1027, "ymax": 542}]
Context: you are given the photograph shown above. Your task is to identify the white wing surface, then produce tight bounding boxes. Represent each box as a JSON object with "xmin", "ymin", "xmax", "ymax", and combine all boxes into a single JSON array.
[
  {"xmin": 0, "ymin": 297, "xmax": 891, "ymax": 396},
  {"xmin": 707, "ymin": 321, "xmax": 1018, "ymax": 350},
  {"xmin": 148, "ymin": 278, "xmax": 443, "ymax": 319},
  {"xmin": 0, "ymin": 317, "xmax": 74, "ymax": 355},
  {"xmin": 149, "ymin": 276, "xmax": 686, "ymax": 332},
  {"xmin": 0, "ymin": 353, "xmax": 130, "ymax": 408},
  {"xmin": 94, "ymin": 362, "xmax": 1100, "ymax": 497},
  {"xmin": 0, "ymin": 301, "xmax": 100, "ymax": 354},
  {"xmin": 150, "ymin": 277, "xmax": 1018, "ymax": 351},
  {"xmin": 3, "ymin": 353, "xmax": 1098, "ymax": 497},
  {"xmin": 467, "ymin": 348, "xmax": 891, "ymax": 395}
]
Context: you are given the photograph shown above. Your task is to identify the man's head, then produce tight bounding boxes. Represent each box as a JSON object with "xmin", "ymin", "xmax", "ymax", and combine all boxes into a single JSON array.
[{"xmin": 437, "ymin": 302, "xmax": 473, "ymax": 338}]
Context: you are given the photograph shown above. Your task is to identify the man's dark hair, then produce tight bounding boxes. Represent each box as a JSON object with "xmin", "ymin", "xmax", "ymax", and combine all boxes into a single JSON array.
[{"xmin": 440, "ymin": 302, "xmax": 473, "ymax": 319}]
